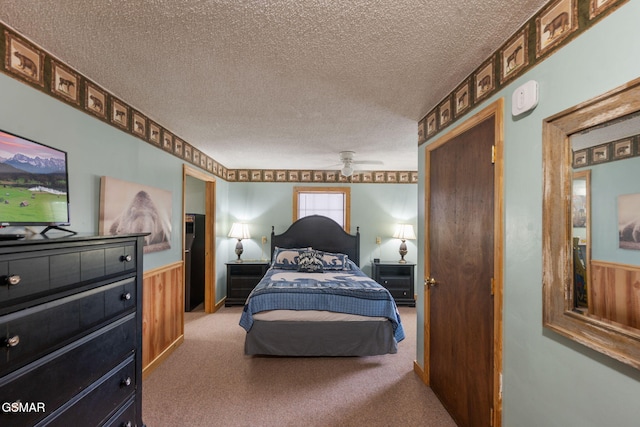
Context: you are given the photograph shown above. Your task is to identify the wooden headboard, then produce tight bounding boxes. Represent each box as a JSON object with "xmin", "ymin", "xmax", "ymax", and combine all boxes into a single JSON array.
[{"xmin": 271, "ymin": 215, "xmax": 360, "ymax": 266}]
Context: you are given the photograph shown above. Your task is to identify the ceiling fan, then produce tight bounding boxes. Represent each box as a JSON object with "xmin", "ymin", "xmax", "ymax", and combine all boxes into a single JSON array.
[{"xmin": 332, "ymin": 151, "xmax": 384, "ymax": 177}]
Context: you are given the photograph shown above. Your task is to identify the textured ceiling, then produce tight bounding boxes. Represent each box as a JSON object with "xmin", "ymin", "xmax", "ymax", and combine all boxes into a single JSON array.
[{"xmin": 0, "ymin": 0, "xmax": 548, "ymax": 171}]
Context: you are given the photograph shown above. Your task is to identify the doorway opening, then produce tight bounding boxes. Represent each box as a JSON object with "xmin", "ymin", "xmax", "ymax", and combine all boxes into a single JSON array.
[{"xmin": 183, "ymin": 165, "xmax": 217, "ymax": 314}]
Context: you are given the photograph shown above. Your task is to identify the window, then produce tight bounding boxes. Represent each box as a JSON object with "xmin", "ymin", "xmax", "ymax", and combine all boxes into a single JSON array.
[{"xmin": 293, "ymin": 187, "xmax": 351, "ymax": 231}]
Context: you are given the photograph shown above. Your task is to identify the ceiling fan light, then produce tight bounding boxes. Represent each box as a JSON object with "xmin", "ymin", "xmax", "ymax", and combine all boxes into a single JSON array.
[{"xmin": 341, "ymin": 164, "xmax": 354, "ymax": 177}]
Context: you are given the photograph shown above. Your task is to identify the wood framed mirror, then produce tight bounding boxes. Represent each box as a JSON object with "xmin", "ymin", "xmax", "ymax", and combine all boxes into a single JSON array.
[{"xmin": 543, "ymin": 77, "xmax": 640, "ymax": 370}]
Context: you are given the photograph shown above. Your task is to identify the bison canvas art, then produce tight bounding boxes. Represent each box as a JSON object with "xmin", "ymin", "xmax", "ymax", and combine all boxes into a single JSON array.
[
  {"xmin": 619, "ymin": 193, "xmax": 640, "ymax": 251},
  {"xmin": 100, "ymin": 176, "xmax": 172, "ymax": 253}
]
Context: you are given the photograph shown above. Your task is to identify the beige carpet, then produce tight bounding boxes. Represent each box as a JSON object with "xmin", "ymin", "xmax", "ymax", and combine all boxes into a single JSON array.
[{"xmin": 142, "ymin": 306, "xmax": 456, "ymax": 427}]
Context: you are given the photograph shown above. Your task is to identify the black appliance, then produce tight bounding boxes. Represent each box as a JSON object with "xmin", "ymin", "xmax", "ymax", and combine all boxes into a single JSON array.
[{"xmin": 185, "ymin": 213, "xmax": 205, "ymax": 311}]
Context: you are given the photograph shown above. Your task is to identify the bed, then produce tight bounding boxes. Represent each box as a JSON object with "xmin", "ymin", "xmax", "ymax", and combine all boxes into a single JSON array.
[{"xmin": 239, "ymin": 215, "xmax": 405, "ymax": 356}]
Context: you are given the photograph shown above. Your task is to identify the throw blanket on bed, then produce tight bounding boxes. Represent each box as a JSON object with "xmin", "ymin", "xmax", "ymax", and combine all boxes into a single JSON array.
[{"xmin": 239, "ymin": 263, "xmax": 405, "ymax": 342}]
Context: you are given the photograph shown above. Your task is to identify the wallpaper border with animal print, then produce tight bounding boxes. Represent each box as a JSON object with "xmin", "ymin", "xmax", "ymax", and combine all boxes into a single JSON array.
[
  {"xmin": 0, "ymin": 23, "xmax": 417, "ymax": 185},
  {"xmin": 474, "ymin": 57, "xmax": 496, "ymax": 104},
  {"xmin": 536, "ymin": 0, "xmax": 579, "ymax": 58},
  {"xmin": 4, "ymin": 30, "xmax": 44, "ymax": 88},
  {"xmin": 418, "ymin": 0, "xmax": 629, "ymax": 146},
  {"xmin": 499, "ymin": 25, "xmax": 530, "ymax": 85},
  {"xmin": 51, "ymin": 59, "xmax": 80, "ymax": 105},
  {"xmin": 454, "ymin": 79, "xmax": 471, "ymax": 117},
  {"xmin": 0, "ymin": 1, "xmax": 624, "ymax": 183},
  {"xmin": 572, "ymin": 135, "xmax": 639, "ymax": 168}
]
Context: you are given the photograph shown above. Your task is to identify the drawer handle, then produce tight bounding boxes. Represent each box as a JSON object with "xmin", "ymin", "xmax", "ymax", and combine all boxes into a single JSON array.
[
  {"xmin": 121, "ymin": 254, "xmax": 132, "ymax": 263},
  {"xmin": 122, "ymin": 292, "xmax": 132, "ymax": 301},
  {"xmin": 3, "ymin": 274, "xmax": 21, "ymax": 286},
  {"xmin": 121, "ymin": 376, "xmax": 132, "ymax": 387},
  {"xmin": 5, "ymin": 335, "xmax": 20, "ymax": 348}
]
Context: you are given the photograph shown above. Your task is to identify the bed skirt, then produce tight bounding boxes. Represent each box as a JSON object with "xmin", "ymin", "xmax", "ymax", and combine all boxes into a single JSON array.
[{"xmin": 244, "ymin": 319, "xmax": 398, "ymax": 356}]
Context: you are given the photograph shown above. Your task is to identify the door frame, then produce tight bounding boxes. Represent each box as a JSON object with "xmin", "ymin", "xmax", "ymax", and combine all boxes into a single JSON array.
[
  {"xmin": 183, "ymin": 164, "xmax": 217, "ymax": 313},
  {"xmin": 423, "ymin": 99, "xmax": 504, "ymax": 426}
]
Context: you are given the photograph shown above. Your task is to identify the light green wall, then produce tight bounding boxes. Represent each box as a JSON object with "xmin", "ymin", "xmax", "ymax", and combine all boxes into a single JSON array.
[
  {"xmin": 418, "ymin": 2, "xmax": 640, "ymax": 426},
  {"xmin": 215, "ymin": 178, "xmax": 231, "ymax": 303},
  {"xmin": 226, "ymin": 182, "xmax": 417, "ymax": 277},
  {"xmin": 0, "ymin": 72, "xmax": 189, "ymax": 271},
  {"xmin": 5, "ymin": 3, "xmax": 640, "ymax": 423},
  {"xmin": 591, "ymin": 157, "xmax": 640, "ymax": 264},
  {"xmin": 0, "ymin": 69, "xmax": 416, "ymax": 304},
  {"xmin": 185, "ymin": 175, "xmax": 206, "ymax": 215}
]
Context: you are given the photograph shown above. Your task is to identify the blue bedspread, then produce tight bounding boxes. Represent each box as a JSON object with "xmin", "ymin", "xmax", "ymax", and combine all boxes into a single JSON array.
[{"xmin": 239, "ymin": 262, "xmax": 405, "ymax": 342}]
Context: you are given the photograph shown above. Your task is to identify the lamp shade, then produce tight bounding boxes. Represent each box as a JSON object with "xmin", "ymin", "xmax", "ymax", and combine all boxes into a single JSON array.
[
  {"xmin": 228, "ymin": 223, "xmax": 251, "ymax": 240},
  {"xmin": 393, "ymin": 224, "xmax": 416, "ymax": 240}
]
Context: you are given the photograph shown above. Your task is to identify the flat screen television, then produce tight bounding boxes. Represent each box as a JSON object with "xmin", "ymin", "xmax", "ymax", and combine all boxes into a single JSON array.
[{"xmin": 0, "ymin": 129, "xmax": 73, "ymax": 235}]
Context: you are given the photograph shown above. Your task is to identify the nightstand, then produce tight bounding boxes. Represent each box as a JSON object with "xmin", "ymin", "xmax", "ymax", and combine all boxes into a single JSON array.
[
  {"xmin": 225, "ymin": 261, "xmax": 270, "ymax": 306},
  {"xmin": 372, "ymin": 262, "xmax": 416, "ymax": 306}
]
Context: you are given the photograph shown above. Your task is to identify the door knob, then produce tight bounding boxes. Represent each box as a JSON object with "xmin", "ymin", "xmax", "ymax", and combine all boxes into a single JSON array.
[{"xmin": 425, "ymin": 277, "xmax": 437, "ymax": 287}]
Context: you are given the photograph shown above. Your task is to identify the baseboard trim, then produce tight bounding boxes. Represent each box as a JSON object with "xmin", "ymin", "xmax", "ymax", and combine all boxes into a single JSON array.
[
  {"xmin": 413, "ymin": 360, "xmax": 427, "ymax": 384},
  {"xmin": 213, "ymin": 297, "xmax": 226, "ymax": 313},
  {"xmin": 142, "ymin": 334, "xmax": 185, "ymax": 380}
]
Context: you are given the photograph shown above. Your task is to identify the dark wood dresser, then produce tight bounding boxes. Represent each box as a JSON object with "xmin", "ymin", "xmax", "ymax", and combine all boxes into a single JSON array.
[
  {"xmin": 0, "ymin": 234, "xmax": 145, "ymax": 427},
  {"xmin": 372, "ymin": 262, "xmax": 416, "ymax": 307},
  {"xmin": 225, "ymin": 261, "xmax": 269, "ymax": 306}
]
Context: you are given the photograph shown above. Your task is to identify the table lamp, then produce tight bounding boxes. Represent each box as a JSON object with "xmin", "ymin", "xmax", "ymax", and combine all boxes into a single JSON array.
[
  {"xmin": 393, "ymin": 224, "xmax": 416, "ymax": 264},
  {"xmin": 228, "ymin": 223, "xmax": 250, "ymax": 262}
]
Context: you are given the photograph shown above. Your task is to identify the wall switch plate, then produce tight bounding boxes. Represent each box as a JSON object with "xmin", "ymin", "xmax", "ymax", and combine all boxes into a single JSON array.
[
  {"xmin": 261, "ymin": 236, "xmax": 267, "ymax": 244},
  {"xmin": 512, "ymin": 80, "xmax": 538, "ymax": 117},
  {"xmin": 376, "ymin": 236, "xmax": 381, "ymax": 244}
]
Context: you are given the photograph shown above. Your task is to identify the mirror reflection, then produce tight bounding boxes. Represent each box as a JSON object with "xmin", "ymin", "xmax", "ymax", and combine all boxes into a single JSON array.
[
  {"xmin": 570, "ymin": 112, "xmax": 640, "ymax": 332},
  {"xmin": 572, "ymin": 171, "xmax": 589, "ymax": 312}
]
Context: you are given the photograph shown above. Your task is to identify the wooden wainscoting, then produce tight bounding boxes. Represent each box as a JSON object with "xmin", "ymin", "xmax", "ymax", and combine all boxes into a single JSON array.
[
  {"xmin": 590, "ymin": 260, "xmax": 640, "ymax": 330},
  {"xmin": 142, "ymin": 261, "xmax": 185, "ymax": 378}
]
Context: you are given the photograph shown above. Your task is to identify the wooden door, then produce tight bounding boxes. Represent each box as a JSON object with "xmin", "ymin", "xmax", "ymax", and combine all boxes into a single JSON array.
[{"xmin": 426, "ymin": 114, "xmax": 497, "ymax": 427}]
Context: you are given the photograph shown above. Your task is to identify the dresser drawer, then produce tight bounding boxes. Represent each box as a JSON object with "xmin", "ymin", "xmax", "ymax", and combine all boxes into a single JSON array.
[
  {"xmin": 40, "ymin": 357, "xmax": 136, "ymax": 427},
  {"xmin": 81, "ymin": 243, "xmax": 137, "ymax": 281},
  {"xmin": 0, "ymin": 278, "xmax": 136, "ymax": 377},
  {"xmin": 0, "ymin": 315, "xmax": 136, "ymax": 427},
  {"xmin": 0, "ymin": 256, "xmax": 50, "ymax": 308},
  {"xmin": 0, "ymin": 242, "xmax": 136, "ymax": 311},
  {"xmin": 104, "ymin": 243, "xmax": 137, "ymax": 276},
  {"xmin": 103, "ymin": 395, "xmax": 137, "ymax": 427}
]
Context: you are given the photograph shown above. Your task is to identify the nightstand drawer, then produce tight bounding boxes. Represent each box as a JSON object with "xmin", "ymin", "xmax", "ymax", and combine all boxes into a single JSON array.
[
  {"xmin": 386, "ymin": 287, "xmax": 412, "ymax": 300},
  {"xmin": 228, "ymin": 264, "xmax": 266, "ymax": 277},
  {"xmin": 378, "ymin": 275, "xmax": 411, "ymax": 288},
  {"xmin": 372, "ymin": 262, "xmax": 415, "ymax": 307},
  {"xmin": 226, "ymin": 262, "xmax": 269, "ymax": 306}
]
